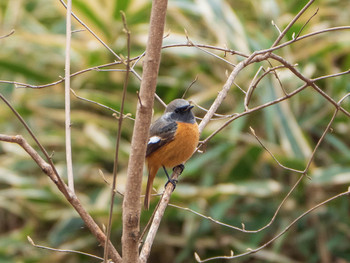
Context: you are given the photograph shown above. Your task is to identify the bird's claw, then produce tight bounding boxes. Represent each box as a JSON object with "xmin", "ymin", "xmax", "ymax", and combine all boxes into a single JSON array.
[
  {"xmin": 173, "ymin": 164, "xmax": 185, "ymax": 174},
  {"xmin": 165, "ymin": 178, "xmax": 178, "ymax": 190}
]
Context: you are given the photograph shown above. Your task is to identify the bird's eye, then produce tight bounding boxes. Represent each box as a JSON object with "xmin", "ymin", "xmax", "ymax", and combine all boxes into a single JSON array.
[{"xmin": 174, "ymin": 108, "xmax": 181, "ymax": 114}]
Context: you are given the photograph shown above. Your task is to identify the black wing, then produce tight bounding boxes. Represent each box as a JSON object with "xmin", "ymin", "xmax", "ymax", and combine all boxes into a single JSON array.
[{"xmin": 146, "ymin": 116, "xmax": 177, "ymax": 157}]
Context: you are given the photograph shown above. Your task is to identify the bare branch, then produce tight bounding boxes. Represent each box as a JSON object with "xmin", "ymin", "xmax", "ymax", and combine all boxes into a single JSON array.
[
  {"xmin": 0, "ymin": 94, "xmax": 63, "ymax": 190},
  {"xmin": 64, "ymin": 0, "xmax": 74, "ymax": 193},
  {"xmin": 268, "ymin": 53, "xmax": 350, "ymax": 117},
  {"xmin": 271, "ymin": 20, "xmax": 282, "ymax": 35},
  {"xmin": 0, "ymin": 61, "xmax": 121, "ymax": 89},
  {"xmin": 271, "ymin": 0, "xmax": 315, "ymax": 47},
  {"xmin": 312, "ymin": 69, "xmax": 350, "ymax": 82},
  {"xmin": 58, "ymin": 0, "xmax": 145, "ymax": 92},
  {"xmin": 98, "ymin": 169, "xmax": 124, "ymax": 197},
  {"xmin": 140, "ymin": 166, "xmax": 182, "ymax": 262},
  {"xmin": 0, "ymin": 95, "xmax": 121, "ymax": 261},
  {"xmin": 169, "ymin": 173, "xmax": 305, "ymax": 234},
  {"xmin": 0, "ymin": 134, "xmax": 121, "ymax": 262},
  {"xmin": 200, "ymin": 83, "xmax": 308, "ymax": 146},
  {"xmin": 198, "ymin": 59, "xmax": 246, "ymax": 134},
  {"xmin": 0, "ymin": 29, "xmax": 15, "ymax": 40},
  {"xmin": 250, "ymin": 127, "xmax": 304, "ymax": 173},
  {"xmin": 185, "ymin": 32, "xmax": 236, "ymax": 67},
  {"xmin": 138, "ymin": 201, "xmax": 161, "ymax": 244},
  {"xmin": 295, "ymin": 8, "xmax": 319, "ymax": 39},
  {"xmin": 266, "ymin": 60, "xmax": 288, "ymax": 95},
  {"xmin": 1, "ymin": 2, "xmax": 349, "ymax": 261},
  {"xmin": 104, "ymin": 11, "xmax": 131, "ymax": 262},
  {"xmin": 338, "ymin": 92, "xmax": 350, "ymax": 104},
  {"xmin": 122, "ymin": 0, "xmax": 169, "ymax": 262},
  {"xmin": 262, "ymin": 26, "xmax": 350, "ymax": 55},
  {"xmin": 27, "ymin": 236, "xmax": 103, "ymax": 260},
  {"xmin": 58, "ymin": 0, "xmax": 122, "ymax": 62},
  {"xmin": 182, "ymin": 75, "xmax": 198, "ymax": 99},
  {"xmin": 244, "ymin": 66, "xmax": 264, "ymax": 111},
  {"xmin": 70, "ymin": 88, "xmax": 134, "ymax": 120},
  {"xmin": 201, "ymin": 54, "xmax": 350, "ymax": 147},
  {"xmin": 161, "ymin": 43, "xmax": 249, "ymax": 58},
  {"xmin": 196, "ymin": 190, "xmax": 350, "ymax": 262},
  {"xmin": 303, "ymin": 108, "xmax": 338, "ymax": 173}
]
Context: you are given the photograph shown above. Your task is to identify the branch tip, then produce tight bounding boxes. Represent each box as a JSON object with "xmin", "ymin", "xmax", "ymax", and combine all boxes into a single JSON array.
[
  {"xmin": 27, "ymin": 236, "xmax": 35, "ymax": 246},
  {"xmin": 249, "ymin": 126, "xmax": 256, "ymax": 135},
  {"xmin": 194, "ymin": 252, "xmax": 201, "ymax": 262}
]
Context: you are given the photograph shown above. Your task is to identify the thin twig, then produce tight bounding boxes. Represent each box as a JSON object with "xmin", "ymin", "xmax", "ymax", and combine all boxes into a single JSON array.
[
  {"xmin": 271, "ymin": 0, "xmax": 315, "ymax": 47},
  {"xmin": 27, "ymin": 236, "xmax": 103, "ymax": 260},
  {"xmin": 196, "ymin": 190, "xmax": 350, "ymax": 262},
  {"xmin": 58, "ymin": 0, "xmax": 122, "ymax": 61},
  {"xmin": 58, "ymin": 0, "xmax": 168, "ymax": 110},
  {"xmin": 312, "ymin": 69, "xmax": 350, "ymax": 82},
  {"xmin": 138, "ymin": 201, "xmax": 162, "ymax": 244},
  {"xmin": 104, "ymin": 11, "xmax": 131, "ymax": 262},
  {"xmin": 70, "ymin": 88, "xmax": 134, "ymax": 120},
  {"xmin": 271, "ymin": 20, "xmax": 282, "ymax": 35},
  {"xmin": 182, "ymin": 75, "xmax": 198, "ymax": 99},
  {"xmin": 161, "ymin": 43, "xmax": 249, "ymax": 58},
  {"xmin": 3, "ymin": 34, "xmax": 346, "ymax": 90},
  {"xmin": 338, "ymin": 92, "xmax": 350, "ymax": 104},
  {"xmin": 200, "ymin": 83, "xmax": 308, "ymax": 146},
  {"xmin": 185, "ymin": 31, "xmax": 236, "ymax": 67},
  {"xmin": 1, "ymin": 91, "xmax": 121, "ymax": 261},
  {"xmin": 98, "ymin": 169, "xmax": 124, "ymax": 197},
  {"xmin": 96, "ymin": 68, "xmax": 129, "ymax": 72},
  {"xmin": 260, "ymin": 26, "xmax": 350, "ymax": 56},
  {"xmin": 58, "ymin": 0, "xmax": 145, "ymax": 97},
  {"xmin": 64, "ymin": 0, "xmax": 74, "ymax": 193},
  {"xmin": 0, "ymin": 94, "xmax": 63, "ymax": 190},
  {"xmin": 266, "ymin": 60, "xmax": 287, "ymax": 95},
  {"xmin": 2, "ymin": 27, "xmax": 347, "ymax": 91},
  {"xmin": 0, "ymin": 133, "xmax": 121, "ymax": 262},
  {"xmin": 0, "ymin": 29, "xmax": 15, "ymax": 40},
  {"xmin": 7, "ymin": 61, "xmax": 123, "ymax": 89},
  {"xmin": 198, "ymin": 49, "xmax": 350, "ymax": 150},
  {"xmin": 140, "ymin": 166, "xmax": 182, "ymax": 262},
  {"xmin": 131, "ymin": 51, "xmax": 146, "ymax": 71},
  {"xmin": 244, "ymin": 66, "xmax": 264, "ymax": 111},
  {"xmin": 269, "ymin": 53, "xmax": 350, "ymax": 117},
  {"xmin": 303, "ymin": 108, "xmax": 338, "ymax": 173},
  {"xmin": 198, "ymin": 59, "xmax": 247, "ymax": 134},
  {"xmin": 295, "ymin": 7, "xmax": 319, "ymax": 39},
  {"xmin": 170, "ymin": 174, "xmax": 305, "ymax": 234},
  {"xmin": 250, "ymin": 127, "xmax": 304, "ymax": 173}
]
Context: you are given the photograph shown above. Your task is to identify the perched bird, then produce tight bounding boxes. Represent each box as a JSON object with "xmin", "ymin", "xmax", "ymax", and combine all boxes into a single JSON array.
[{"xmin": 144, "ymin": 99, "xmax": 199, "ymax": 210}]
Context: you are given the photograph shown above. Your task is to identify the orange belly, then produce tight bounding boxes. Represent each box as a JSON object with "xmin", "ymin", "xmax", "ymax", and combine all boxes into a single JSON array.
[{"xmin": 146, "ymin": 122, "xmax": 199, "ymax": 168}]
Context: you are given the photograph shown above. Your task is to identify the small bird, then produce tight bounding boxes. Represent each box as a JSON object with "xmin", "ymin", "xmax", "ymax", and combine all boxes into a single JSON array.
[{"xmin": 144, "ymin": 99, "xmax": 199, "ymax": 210}]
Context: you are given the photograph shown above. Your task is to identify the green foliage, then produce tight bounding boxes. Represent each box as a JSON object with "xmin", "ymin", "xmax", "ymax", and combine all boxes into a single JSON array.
[{"xmin": 1, "ymin": 0, "xmax": 350, "ymax": 262}]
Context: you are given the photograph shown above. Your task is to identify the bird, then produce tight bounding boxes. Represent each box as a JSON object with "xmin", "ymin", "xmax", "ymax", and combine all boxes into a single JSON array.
[{"xmin": 144, "ymin": 99, "xmax": 199, "ymax": 210}]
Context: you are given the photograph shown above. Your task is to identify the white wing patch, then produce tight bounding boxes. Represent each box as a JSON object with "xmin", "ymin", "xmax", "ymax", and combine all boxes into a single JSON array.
[{"xmin": 148, "ymin": 136, "xmax": 161, "ymax": 144}]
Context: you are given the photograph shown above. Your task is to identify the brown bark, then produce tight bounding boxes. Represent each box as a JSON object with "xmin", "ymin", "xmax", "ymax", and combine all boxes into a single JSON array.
[{"xmin": 121, "ymin": 0, "xmax": 168, "ymax": 262}]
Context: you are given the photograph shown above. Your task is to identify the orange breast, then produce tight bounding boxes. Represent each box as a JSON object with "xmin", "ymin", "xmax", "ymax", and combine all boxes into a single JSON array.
[{"xmin": 147, "ymin": 122, "xmax": 199, "ymax": 168}]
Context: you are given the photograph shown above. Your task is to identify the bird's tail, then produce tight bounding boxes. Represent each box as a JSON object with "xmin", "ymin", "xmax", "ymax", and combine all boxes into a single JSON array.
[{"xmin": 144, "ymin": 170, "xmax": 156, "ymax": 210}]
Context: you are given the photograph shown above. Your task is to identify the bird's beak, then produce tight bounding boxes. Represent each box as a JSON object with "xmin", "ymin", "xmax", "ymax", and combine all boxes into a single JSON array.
[{"xmin": 187, "ymin": 105, "xmax": 194, "ymax": 111}]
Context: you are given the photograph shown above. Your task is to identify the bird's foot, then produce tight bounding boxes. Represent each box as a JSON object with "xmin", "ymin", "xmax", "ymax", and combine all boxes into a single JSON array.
[
  {"xmin": 165, "ymin": 178, "xmax": 178, "ymax": 190},
  {"xmin": 162, "ymin": 165, "xmax": 178, "ymax": 191},
  {"xmin": 173, "ymin": 164, "xmax": 185, "ymax": 174}
]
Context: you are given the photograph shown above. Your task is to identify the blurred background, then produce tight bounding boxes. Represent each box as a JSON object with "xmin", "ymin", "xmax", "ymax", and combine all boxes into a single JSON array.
[{"xmin": 0, "ymin": 0, "xmax": 350, "ymax": 262}]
